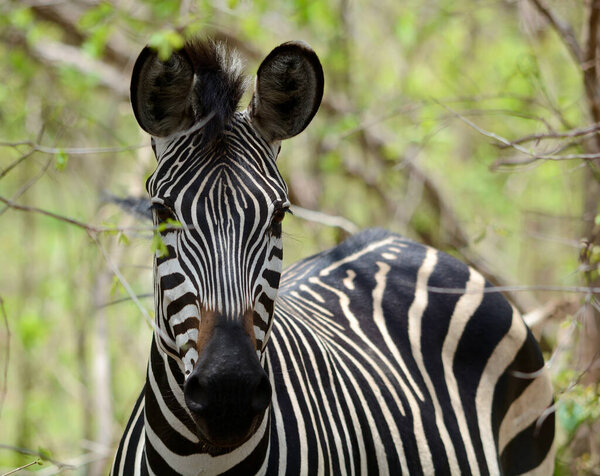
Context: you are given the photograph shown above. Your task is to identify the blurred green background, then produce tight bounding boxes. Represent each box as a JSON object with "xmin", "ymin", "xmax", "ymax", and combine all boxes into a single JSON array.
[{"xmin": 0, "ymin": 0, "xmax": 599, "ymax": 474}]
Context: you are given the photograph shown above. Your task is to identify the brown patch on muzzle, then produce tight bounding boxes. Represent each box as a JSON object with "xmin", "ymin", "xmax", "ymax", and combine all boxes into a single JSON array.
[
  {"xmin": 197, "ymin": 308, "xmax": 258, "ymax": 356},
  {"xmin": 242, "ymin": 308, "xmax": 257, "ymax": 350},
  {"xmin": 197, "ymin": 308, "xmax": 217, "ymax": 355}
]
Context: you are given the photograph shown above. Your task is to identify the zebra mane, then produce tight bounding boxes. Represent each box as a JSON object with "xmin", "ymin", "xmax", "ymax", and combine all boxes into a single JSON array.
[{"xmin": 183, "ymin": 39, "xmax": 248, "ymax": 142}]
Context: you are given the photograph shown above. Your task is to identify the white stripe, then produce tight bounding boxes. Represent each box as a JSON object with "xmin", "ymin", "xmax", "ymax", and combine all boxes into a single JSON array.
[
  {"xmin": 309, "ymin": 277, "xmax": 411, "ymax": 415},
  {"xmin": 498, "ymin": 369, "xmax": 553, "ymax": 453},
  {"xmin": 147, "ymin": 357, "xmax": 199, "ymax": 442},
  {"xmin": 144, "ymin": 405, "xmax": 269, "ymax": 475},
  {"xmin": 476, "ymin": 307, "xmax": 527, "ymax": 474},
  {"xmin": 266, "ymin": 351, "xmax": 288, "ymax": 475},
  {"xmin": 271, "ymin": 322, "xmax": 324, "ymax": 474},
  {"xmin": 405, "ymin": 249, "xmax": 461, "ymax": 474},
  {"xmin": 116, "ymin": 396, "xmax": 144, "ymax": 476},
  {"xmin": 442, "ymin": 268, "xmax": 485, "ymax": 476},
  {"xmin": 319, "ymin": 237, "xmax": 397, "ymax": 277}
]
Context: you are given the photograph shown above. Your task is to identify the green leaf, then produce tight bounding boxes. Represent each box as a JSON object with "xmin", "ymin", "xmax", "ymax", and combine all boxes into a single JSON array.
[
  {"xmin": 157, "ymin": 218, "xmax": 182, "ymax": 233},
  {"xmin": 118, "ymin": 232, "xmax": 130, "ymax": 246},
  {"xmin": 109, "ymin": 275, "xmax": 122, "ymax": 297},
  {"xmin": 78, "ymin": 2, "xmax": 113, "ymax": 30},
  {"xmin": 54, "ymin": 149, "xmax": 69, "ymax": 171},
  {"xmin": 151, "ymin": 232, "xmax": 170, "ymax": 257},
  {"xmin": 10, "ymin": 6, "xmax": 34, "ymax": 30},
  {"xmin": 37, "ymin": 447, "xmax": 53, "ymax": 462},
  {"xmin": 148, "ymin": 30, "xmax": 185, "ymax": 61}
]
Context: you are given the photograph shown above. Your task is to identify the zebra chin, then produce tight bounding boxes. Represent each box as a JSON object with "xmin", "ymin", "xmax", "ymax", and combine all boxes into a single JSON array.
[{"xmin": 182, "ymin": 319, "xmax": 272, "ymax": 449}]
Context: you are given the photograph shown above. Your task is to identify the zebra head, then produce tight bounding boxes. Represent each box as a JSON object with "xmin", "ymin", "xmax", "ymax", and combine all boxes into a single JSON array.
[{"xmin": 130, "ymin": 39, "xmax": 323, "ymax": 448}]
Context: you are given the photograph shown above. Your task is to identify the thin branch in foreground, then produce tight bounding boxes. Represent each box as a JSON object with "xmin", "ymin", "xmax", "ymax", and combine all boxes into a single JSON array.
[
  {"xmin": 0, "ymin": 140, "xmax": 146, "ymax": 156},
  {"xmin": 0, "ymin": 158, "xmax": 53, "ymax": 217},
  {"xmin": 99, "ymin": 293, "xmax": 154, "ymax": 309},
  {"xmin": 496, "ymin": 122, "xmax": 600, "ymax": 148},
  {"xmin": 0, "ymin": 445, "xmax": 73, "ymax": 471},
  {"xmin": 91, "ymin": 236, "xmax": 175, "ymax": 351},
  {"xmin": 528, "ymin": 0, "xmax": 583, "ymax": 65},
  {"xmin": 0, "ymin": 149, "xmax": 35, "ymax": 180},
  {"xmin": 0, "ymin": 195, "xmax": 176, "ymax": 235},
  {"xmin": 0, "ymin": 128, "xmax": 45, "ymax": 180},
  {"xmin": 438, "ymin": 102, "xmax": 600, "ymax": 165},
  {"xmin": 422, "ymin": 282, "xmax": 600, "ymax": 296},
  {"xmin": 1, "ymin": 459, "xmax": 41, "ymax": 476},
  {"xmin": 289, "ymin": 205, "xmax": 360, "ymax": 234},
  {"xmin": 0, "ymin": 195, "xmax": 111, "ymax": 234}
]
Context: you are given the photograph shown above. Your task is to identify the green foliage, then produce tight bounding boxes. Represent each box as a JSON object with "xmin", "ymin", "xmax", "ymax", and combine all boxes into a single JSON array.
[
  {"xmin": 151, "ymin": 232, "xmax": 169, "ymax": 258},
  {"xmin": 54, "ymin": 149, "xmax": 68, "ymax": 171},
  {"xmin": 0, "ymin": 0, "xmax": 596, "ymax": 473},
  {"xmin": 148, "ymin": 29, "xmax": 186, "ymax": 60}
]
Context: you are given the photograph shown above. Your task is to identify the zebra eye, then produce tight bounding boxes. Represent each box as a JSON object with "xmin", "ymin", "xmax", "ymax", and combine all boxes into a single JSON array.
[
  {"xmin": 272, "ymin": 208, "xmax": 287, "ymax": 225},
  {"xmin": 151, "ymin": 203, "xmax": 176, "ymax": 224},
  {"xmin": 268, "ymin": 206, "xmax": 290, "ymax": 235}
]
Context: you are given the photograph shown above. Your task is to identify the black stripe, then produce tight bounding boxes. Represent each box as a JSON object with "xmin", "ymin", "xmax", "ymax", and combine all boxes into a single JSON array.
[{"xmin": 111, "ymin": 390, "xmax": 144, "ymax": 475}]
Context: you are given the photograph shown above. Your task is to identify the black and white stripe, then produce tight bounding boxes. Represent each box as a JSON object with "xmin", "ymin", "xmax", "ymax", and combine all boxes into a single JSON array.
[{"xmin": 110, "ymin": 38, "xmax": 554, "ymax": 475}]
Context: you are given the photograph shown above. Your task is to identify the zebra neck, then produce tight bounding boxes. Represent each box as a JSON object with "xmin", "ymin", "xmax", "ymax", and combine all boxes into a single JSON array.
[{"xmin": 143, "ymin": 338, "xmax": 272, "ymax": 475}]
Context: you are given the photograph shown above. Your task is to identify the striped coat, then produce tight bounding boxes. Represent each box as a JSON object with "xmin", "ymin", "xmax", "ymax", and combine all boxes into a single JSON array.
[{"xmin": 112, "ymin": 229, "xmax": 554, "ymax": 475}]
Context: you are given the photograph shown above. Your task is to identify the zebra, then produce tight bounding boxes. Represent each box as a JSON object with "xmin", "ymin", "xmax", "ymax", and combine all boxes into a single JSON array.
[{"xmin": 110, "ymin": 38, "xmax": 555, "ymax": 475}]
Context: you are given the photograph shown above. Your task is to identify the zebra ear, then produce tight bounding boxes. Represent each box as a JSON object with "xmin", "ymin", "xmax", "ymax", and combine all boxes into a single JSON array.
[
  {"xmin": 130, "ymin": 46, "xmax": 196, "ymax": 137},
  {"xmin": 249, "ymin": 41, "xmax": 324, "ymax": 142}
]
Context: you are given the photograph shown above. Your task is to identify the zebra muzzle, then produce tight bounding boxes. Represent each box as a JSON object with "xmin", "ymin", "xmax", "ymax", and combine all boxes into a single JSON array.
[{"xmin": 183, "ymin": 320, "xmax": 272, "ymax": 448}]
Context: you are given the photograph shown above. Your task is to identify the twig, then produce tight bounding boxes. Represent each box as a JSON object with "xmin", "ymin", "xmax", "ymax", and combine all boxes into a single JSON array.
[
  {"xmin": 0, "ymin": 128, "xmax": 45, "ymax": 180},
  {"xmin": 419, "ymin": 282, "xmax": 600, "ymax": 296},
  {"xmin": 98, "ymin": 293, "xmax": 153, "ymax": 309},
  {"xmin": 528, "ymin": 0, "xmax": 583, "ymax": 65},
  {"xmin": 289, "ymin": 205, "xmax": 359, "ymax": 234},
  {"xmin": 0, "ymin": 196, "xmax": 113, "ymax": 233},
  {"xmin": 0, "ymin": 158, "xmax": 53, "ymax": 217},
  {"xmin": 0, "ymin": 445, "xmax": 72, "ymax": 470},
  {"xmin": 0, "ymin": 195, "xmax": 179, "ymax": 234},
  {"xmin": 91, "ymin": 236, "xmax": 171, "ymax": 347},
  {"xmin": 496, "ymin": 122, "xmax": 600, "ymax": 148},
  {"xmin": 0, "ymin": 140, "xmax": 146, "ymax": 155},
  {"xmin": 0, "ymin": 150, "xmax": 35, "ymax": 180},
  {"xmin": 439, "ymin": 102, "xmax": 600, "ymax": 164},
  {"xmin": 1, "ymin": 460, "xmax": 41, "ymax": 476}
]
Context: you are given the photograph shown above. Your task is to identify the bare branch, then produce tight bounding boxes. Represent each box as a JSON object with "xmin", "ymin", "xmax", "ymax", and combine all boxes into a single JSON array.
[
  {"xmin": 1, "ymin": 460, "xmax": 41, "ymax": 476},
  {"xmin": 0, "ymin": 196, "xmax": 174, "ymax": 235},
  {"xmin": 0, "ymin": 140, "xmax": 146, "ymax": 156},
  {"xmin": 496, "ymin": 122, "xmax": 600, "ymax": 148},
  {"xmin": 0, "ymin": 195, "xmax": 112, "ymax": 234},
  {"xmin": 0, "ymin": 158, "xmax": 53, "ymax": 217},
  {"xmin": 422, "ymin": 282, "xmax": 600, "ymax": 296},
  {"xmin": 289, "ymin": 205, "xmax": 360, "ymax": 234},
  {"xmin": 0, "ymin": 150, "xmax": 36, "ymax": 180},
  {"xmin": 440, "ymin": 102, "xmax": 600, "ymax": 166},
  {"xmin": 528, "ymin": 0, "xmax": 583, "ymax": 65},
  {"xmin": 0, "ymin": 445, "xmax": 73, "ymax": 470},
  {"xmin": 99, "ymin": 293, "xmax": 154, "ymax": 309},
  {"xmin": 92, "ymin": 236, "xmax": 175, "ymax": 352},
  {"xmin": 1, "ymin": 27, "xmax": 130, "ymax": 98}
]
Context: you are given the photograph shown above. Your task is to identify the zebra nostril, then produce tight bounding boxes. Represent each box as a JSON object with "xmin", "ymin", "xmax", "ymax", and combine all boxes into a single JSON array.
[
  {"xmin": 251, "ymin": 373, "xmax": 272, "ymax": 414},
  {"xmin": 183, "ymin": 375, "xmax": 209, "ymax": 415}
]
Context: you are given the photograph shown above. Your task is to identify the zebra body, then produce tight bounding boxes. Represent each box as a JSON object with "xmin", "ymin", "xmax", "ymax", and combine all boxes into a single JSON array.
[
  {"xmin": 110, "ymin": 38, "xmax": 554, "ymax": 475},
  {"xmin": 112, "ymin": 230, "xmax": 554, "ymax": 475}
]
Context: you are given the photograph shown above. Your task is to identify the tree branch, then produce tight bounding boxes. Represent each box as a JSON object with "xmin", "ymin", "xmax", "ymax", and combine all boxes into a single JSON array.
[
  {"xmin": 289, "ymin": 205, "xmax": 359, "ymax": 235},
  {"xmin": 496, "ymin": 122, "xmax": 600, "ymax": 148},
  {"xmin": 528, "ymin": 0, "xmax": 583, "ymax": 64}
]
